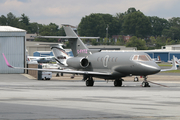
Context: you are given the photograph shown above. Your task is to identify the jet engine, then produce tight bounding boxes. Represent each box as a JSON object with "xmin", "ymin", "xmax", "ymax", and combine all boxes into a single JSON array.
[{"xmin": 67, "ymin": 57, "xmax": 89, "ymax": 69}]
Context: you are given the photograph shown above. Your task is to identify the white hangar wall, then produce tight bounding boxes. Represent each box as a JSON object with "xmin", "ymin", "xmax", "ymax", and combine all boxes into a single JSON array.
[{"xmin": 0, "ymin": 26, "xmax": 26, "ymax": 73}]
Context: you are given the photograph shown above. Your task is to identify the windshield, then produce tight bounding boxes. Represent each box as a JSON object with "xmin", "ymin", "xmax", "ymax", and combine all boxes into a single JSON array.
[{"xmin": 132, "ymin": 55, "xmax": 152, "ymax": 61}]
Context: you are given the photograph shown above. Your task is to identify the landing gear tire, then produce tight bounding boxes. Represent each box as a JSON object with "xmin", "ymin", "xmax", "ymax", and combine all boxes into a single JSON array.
[
  {"xmin": 142, "ymin": 81, "xmax": 150, "ymax": 87},
  {"xmin": 86, "ymin": 77, "xmax": 94, "ymax": 87},
  {"xmin": 141, "ymin": 76, "xmax": 150, "ymax": 87},
  {"xmin": 134, "ymin": 77, "xmax": 139, "ymax": 82},
  {"xmin": 114, "ymin": 79, "xmax": 122, "ymax": 87}
]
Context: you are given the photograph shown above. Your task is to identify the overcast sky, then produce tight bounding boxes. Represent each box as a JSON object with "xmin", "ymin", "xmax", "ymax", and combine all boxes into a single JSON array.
[{"xmin": 0, "ymin": 0, "xmax": 179, "ymax": 26}]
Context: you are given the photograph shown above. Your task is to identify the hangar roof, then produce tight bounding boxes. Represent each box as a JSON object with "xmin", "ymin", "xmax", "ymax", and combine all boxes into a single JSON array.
[
  {"xmin": 0, "ymin": 26, "xmax": 26, "ymax": 32},
  {"xmin": 165, "ymin": 44, "xmax": 180, "ymax": 47}
]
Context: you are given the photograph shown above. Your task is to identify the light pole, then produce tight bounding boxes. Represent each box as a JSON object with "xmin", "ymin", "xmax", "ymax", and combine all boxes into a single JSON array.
[{"xmin": 106, "ymin": 24, "xmax": 109, "ymax": 39}]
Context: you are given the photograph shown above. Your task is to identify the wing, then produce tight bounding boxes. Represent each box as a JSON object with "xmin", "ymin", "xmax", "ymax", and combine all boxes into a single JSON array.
[
  {"xmin": 161, "ymin": 55, "xmax": 178, "ymax": 72},
  {"xmin": 2, "ymin": 53, "xmax": 111, "ymax": 76}
]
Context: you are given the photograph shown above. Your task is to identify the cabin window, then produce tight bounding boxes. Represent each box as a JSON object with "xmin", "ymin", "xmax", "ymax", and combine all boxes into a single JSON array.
[
  {"xmin": 97, "ymin": 57, "xmax": 100, "ymax": 61},
  {"xmin": 101, "ymin": 57, "xmax": 104, "ymax": 62},
  {"xmin": 108, "ymin": 57, "xmax": 111, "ymax": 62},
  {"xmin": 115, "ymin": 57, "xmax": 118, "ymax": 62},
  {"xmin": 112, "ymin": 57, "xmax": 114, "ymax": 62}
]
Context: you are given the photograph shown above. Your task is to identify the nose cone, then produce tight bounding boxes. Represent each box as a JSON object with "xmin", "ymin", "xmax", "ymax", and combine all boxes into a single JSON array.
[{"xmin": 139, "ymin": 62, "xmax": 161, "ymax": 75}]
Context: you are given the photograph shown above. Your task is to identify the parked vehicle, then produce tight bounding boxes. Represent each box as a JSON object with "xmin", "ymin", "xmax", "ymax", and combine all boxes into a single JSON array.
[{"xmin": 42, "ymin": 72, "xmax": 52, "ymax": 80}]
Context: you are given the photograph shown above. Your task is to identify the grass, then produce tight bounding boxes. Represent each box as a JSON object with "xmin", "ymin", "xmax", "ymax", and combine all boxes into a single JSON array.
[
  {"xmin": 157, "ymin": 63, "xmax": 180, "ymax": 73},
  {"xmin": 161, "ymin": 70, "xmax": 180, "ymax": 73},
  {"xmin": 157, "ymin": 63, "xmax": 172, "ymax": 67}
]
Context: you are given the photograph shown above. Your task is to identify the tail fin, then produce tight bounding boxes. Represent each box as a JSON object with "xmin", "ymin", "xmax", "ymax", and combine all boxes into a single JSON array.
[
  {"xmin": 63, "ymin": 25, "xmax": 89, "ymax": 57},
  {"xmin": 157, "ymin": 56, "xmax": 161, "ymax": 61},
  {"xmin": 36, "ymin": 24, "xmax": 99, "ymax": 57},
  {"xmin": 50, "ymin": 44, "xmax": 70, "ymax": 66}
]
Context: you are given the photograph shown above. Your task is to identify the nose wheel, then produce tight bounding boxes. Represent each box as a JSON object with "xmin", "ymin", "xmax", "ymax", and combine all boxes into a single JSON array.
[{"xmin": 142, "ymin": 76, "xmax": 150, "ymax": 87}]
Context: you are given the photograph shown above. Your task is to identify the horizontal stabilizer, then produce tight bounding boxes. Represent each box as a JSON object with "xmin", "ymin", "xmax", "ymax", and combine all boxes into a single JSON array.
[
  {"xmin": 36, "ymin": 36, "xmax": 99, "ymax": 39},
  {"xmin": 36, "ymin": 36, "xmax": 77, "ymax": 39},
  {"xmin": 79, "ymin": 37, "xmax": 100, "ymax": 39}
]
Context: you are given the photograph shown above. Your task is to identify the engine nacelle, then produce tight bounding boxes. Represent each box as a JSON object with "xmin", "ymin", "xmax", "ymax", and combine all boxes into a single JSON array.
[{"xmin": 67, "ymin": 57, "xmax": 89, "ymax": 69}]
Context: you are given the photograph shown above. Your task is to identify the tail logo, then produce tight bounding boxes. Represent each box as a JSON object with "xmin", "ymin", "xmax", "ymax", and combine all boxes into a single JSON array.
[{"xmin": 77, "ymin": 49, "xmax": 88, "ymax": 54}]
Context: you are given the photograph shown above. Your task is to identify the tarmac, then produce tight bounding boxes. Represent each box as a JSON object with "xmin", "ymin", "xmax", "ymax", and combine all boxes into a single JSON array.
[{"xmin": 0, "ymin": 73, "xmax": 180, "ymax": 120}]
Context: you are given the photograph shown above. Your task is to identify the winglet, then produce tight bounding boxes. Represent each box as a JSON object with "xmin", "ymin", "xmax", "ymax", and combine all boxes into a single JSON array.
[
  {"xmin": 161, "ymin": 55, "xmax": 178, "ymax": 72},
  {"xmin": 171, "ymin": 55, "xmax": 178, "ymax": 70},
  {"xmin": 2, "ymin": 53, "xmax": 13, "ymax": 68}
]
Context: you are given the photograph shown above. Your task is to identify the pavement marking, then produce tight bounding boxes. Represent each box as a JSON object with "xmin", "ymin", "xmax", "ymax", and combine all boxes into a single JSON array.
[{"xmin": 21, "ymin": 74, "xmax": 36, "ymax": 80}]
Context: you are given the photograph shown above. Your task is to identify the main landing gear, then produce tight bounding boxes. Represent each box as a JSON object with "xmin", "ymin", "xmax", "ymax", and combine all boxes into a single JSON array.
[
  {"xmin": 134, "ymin": 76, "xmax": 139, "ymax": 82},
  {"xmin": 142, "ymin": 76, "xmax": 150, "ymax": 87},
  {"xmin": 114, "ymin": 78, "xmax": 123, "ymax": 87},
  {"xmin": 86, "ymin": 76, "xmax": 94, "ymax": 86}
]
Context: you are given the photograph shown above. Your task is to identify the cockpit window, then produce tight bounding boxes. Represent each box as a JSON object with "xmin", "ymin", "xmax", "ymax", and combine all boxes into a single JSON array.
[
  {"xmin": 139, "ymin": 55, "xmax": 149, "ymax": 61},
  {"xmin": 132, "ymin": 55, "xmax": 152, "ymax": 61},
  {"xmin": 133, "ymin": 55, "xmax": 138, "ymax": 61},
  {"xmin": 146, "ymin": 55, "xmax": 152, "ymax": 61}
]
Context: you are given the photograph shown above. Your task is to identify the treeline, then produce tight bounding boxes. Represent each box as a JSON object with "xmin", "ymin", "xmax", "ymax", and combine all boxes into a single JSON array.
[
  {"xmin": 1, "ymin": 8, "xmax": 180, "ymax": 49},
  {"xmin": 78, "ymin": 8, "xmax": 180, "ymax": 49},
  {"xmin": 0, "ymin": 12, "xmax": 65, "ymax": 42}
]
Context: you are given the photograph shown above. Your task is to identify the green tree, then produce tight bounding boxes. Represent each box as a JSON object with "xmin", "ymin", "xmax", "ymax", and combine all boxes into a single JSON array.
[
  {"xmin": 28, "ymin": 22, "xmax": 43, "ymax": 34},
  {"xmin": 162, "ymin": 27, "xmax": 180, "ymax": 40},
  {"xmin": 6, "ymin": 12, "xmax": 19, "ymax": 27},
  {"xmin": 91, "ymin": 39, "xmax": 98, "ymax": 45},
  {"xmin": 155, "ymin": 36, "xmax": 166, "ymax": 49},
  {"xmin": 20, "ymin": 13, "xmax": 30, "ymax": 25},
  {"xmin": 35, "ymin": 23, "xmax": 65, "ymax": 42},
  {"xmin": 113, "ymin": 7, "xmax": 137, "ymax": 36},
  {"xmin": 148, "ymin": 16, "xmax": 170, "ymax": 36},
  {"xmin": 169, "ymin": 17, "xmax": 180, "ymax": 27},
  {"xmin": 0, "ymin": 15, "xmax": 7, "ymax": 25},
  {"xmin": 78, "ymin": 13, "xmax": 119, "ymax": 38},
  {"xmin": 126, "ymin": 7, "xmax": 137, "ymax": 14},
  {"xmin": 122, "ymin": 11, "xmax": 151, "ymax": 38},
  {"xmin": 162, "ymin": 17, "xmax": 180, "ymax": 40},
  {"xmin": 126, "ymin": 36, "xmax": 147, "ymax": 50},
  {"xmin": 150, "ymin": 36, "xmax": 156, "ymax": 45}
]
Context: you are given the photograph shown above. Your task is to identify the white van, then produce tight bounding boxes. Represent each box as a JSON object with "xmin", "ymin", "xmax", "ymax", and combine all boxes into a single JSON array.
[{"xmin": 42, "ymin": 72, "xmax": 52, "ymax": 80}]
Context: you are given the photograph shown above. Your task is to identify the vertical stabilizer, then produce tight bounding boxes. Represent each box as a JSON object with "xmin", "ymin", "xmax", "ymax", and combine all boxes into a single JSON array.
[{"xmin": 63, "ymin": 25, "xmax": 89, "ymax": 57}]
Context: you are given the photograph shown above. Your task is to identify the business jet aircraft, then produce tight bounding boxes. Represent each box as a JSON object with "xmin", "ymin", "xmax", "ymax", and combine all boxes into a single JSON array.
[{"xmin": 2, "ymin": 25, "xmax": 178, "ymax": 87}]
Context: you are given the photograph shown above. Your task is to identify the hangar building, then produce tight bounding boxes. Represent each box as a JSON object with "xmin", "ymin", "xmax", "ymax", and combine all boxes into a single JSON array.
[
  {"xmin": 0, "ymin": 26, "xmax": 26, "ymax": 73},
  {"xmin": 33, "ymin": 51, "xmax": 54, "ymax": 57}
]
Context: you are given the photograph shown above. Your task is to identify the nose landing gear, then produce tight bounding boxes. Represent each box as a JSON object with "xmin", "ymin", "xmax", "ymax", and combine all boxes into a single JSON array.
[{"xmin": 142, "ymin": 76, "xmax": 150, "ymax": 87}]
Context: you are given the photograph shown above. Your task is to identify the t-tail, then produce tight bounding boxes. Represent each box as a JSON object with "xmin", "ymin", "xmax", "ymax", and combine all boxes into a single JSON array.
[
  {"xmin": 63, "ymin": 25, "xmax": 90, "ymax": 57},
  {"xmin": 36, "ymin": 24, "xmax": 100, "ymax": 57}
]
